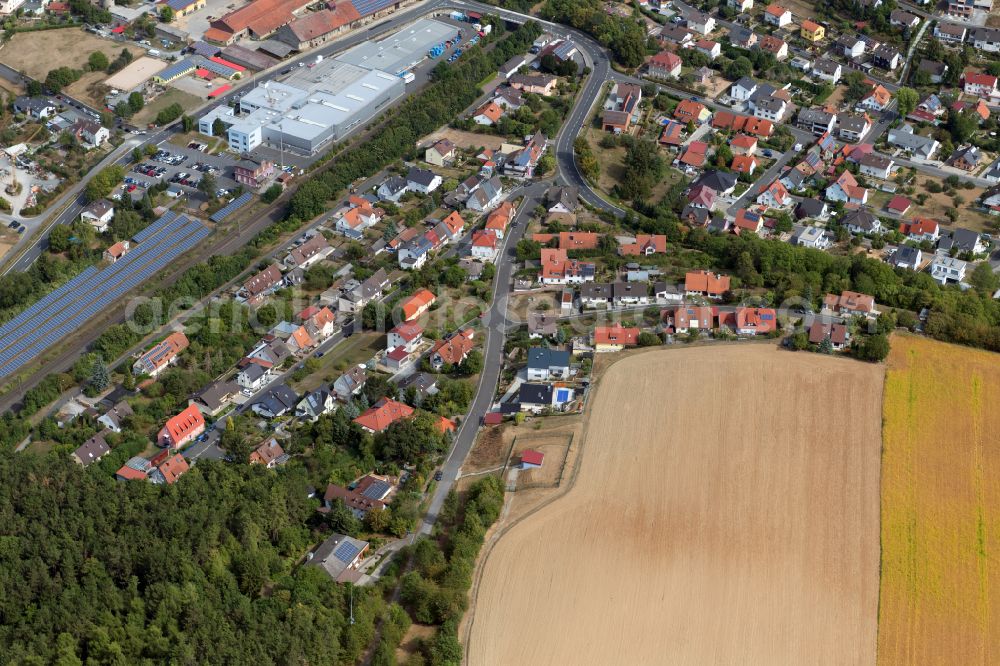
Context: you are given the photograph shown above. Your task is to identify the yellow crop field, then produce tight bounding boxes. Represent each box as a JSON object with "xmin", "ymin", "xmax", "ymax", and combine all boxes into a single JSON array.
[{"xmin": 879, "ymin": 335, "xmax": 1000, "ymax": 665}]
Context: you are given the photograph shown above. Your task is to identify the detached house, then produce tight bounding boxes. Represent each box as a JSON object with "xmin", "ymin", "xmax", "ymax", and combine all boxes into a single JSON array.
[
  {"xmin": 473, "ymin": 101, "xmax": 503, "ymax": 126},
  {"xmin": 430, "ymin": 329, "xmax": 475, "ymax": 370},
  {"xmin": 353, "ymin": 398, "xmax": 413, "ymax": 434},
  {"xmin": 526, "ymin": 348, "xmax": 571, "ymax": 381},
  {"xmin": 930, "ymin": 254, "xmax": 969, "ymax": 284},
  {"xmin": 757, "ymin": 179, "xmax": 790, "ymax": 208},
  {"xmin": 809, "ymin": 321, "xmax": 849, "ymax": 349},
  {"xmin": 133, "ymin": 331, "xmax": 189, "ymax": 377},
  {"xmin": 859, "ymin": 153, "xmax": 893, "ymax": 180},
  {"xmin": 842, "ymin": 208, "xmax": 882, "ymax": 235},
  {"xmin": 888, "ymin": 124, "xmax": 939, "ymax": 161},
  {"xmin": 538, "ymin": 248, "xmax": 595, "ymax": 285},
  {"xmin": 812, "ymin": 58, "xmax": 842, "ymax": 84},
  {"xmin": 858, "ymin": 85, "xmax": 892, "ymax": 112},
  {"xmin": 602, "ymin": 83, "xmax": 643, "ymax": 133},
  {"xmin": 647, "ymin": 50, "xmax": 682, "ymax": 79},
  {"xmin": 406, "ymin": 167, "xmax": 442, "ymax": 194},
  {"xmin": 758, "ymin": 35, "xmax": 788, "ymax": 60},
  {"xmin": 593, "ymin": 324, "xmax": 640, "ymax": 352},
  {"xmin": 900, "ymin": 218, "xmax": 940, "ymax": 242},
  {"xmin": 825, "ymin": 170, "xmax": 868, "ymax": 205},
  {"xmin": 823, "ymin": 290, "xmax": 878, "ymax": 318},
  {"xmin": 425, "ymin": 139, "xmax": 456, "ymax": 167},
  {"xmin": 801, "ymin": 20, "xmax": 824, "ymax": 42},
  {"xmin": 685, "ymin": 270, "xmax": 730, "ymax": 298},
  {"xmin": 764, "ymin": 3, "xmax": 791, "ymax": 26},
  {"xmin": 241, "ymin": 264, "xmax": 283, "ymax": 307},
  {"xmin": 964, "ymin": 72, "xmax": 998, "ymax": 99},
  {"xmin": 796, "ymin": 108, "xmax": 837, "ymax": 136},
  {"xmin": 81, "ymin": 199, "xmax": 115, "ymax": 233},
  {"xmin": 157, "ymin": 404, "xmax": 205, "ymax": 449},
  {"xmin": 838, "ymin": 113, "xmax": 872, "ymax": 143}
]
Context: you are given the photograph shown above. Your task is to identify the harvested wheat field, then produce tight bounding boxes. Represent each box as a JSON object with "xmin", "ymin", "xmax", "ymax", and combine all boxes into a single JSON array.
[
  {"xmin": 879, "ymin": 335, "xmax": 1000, "ymax": 665},
  {"xmin": 468, "ymin": 345, "xmax": 882, "ymax": 665}
]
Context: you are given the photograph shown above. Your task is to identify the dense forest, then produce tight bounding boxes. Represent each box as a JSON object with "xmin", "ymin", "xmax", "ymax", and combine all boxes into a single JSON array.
[{"xmin": 0, "ymin": 456, "xmax": 385, "ymax": 664}]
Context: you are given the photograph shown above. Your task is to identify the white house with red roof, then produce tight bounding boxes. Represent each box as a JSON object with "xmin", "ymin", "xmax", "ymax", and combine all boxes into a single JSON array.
[
  {"xmin": 353, "ymin": 398, "xmax": 413, "ymax": 434},
  {"xmin": 899, "ymin": 218, "xmax": 940, "ymax": 242},
  {"xmin": 647, "ymin": 50, "xmax": 682, "ymax": 79},
  {"xmin": 470, "ymin": 230, "xmax": 500, "ymax": 261},
  {"xmin": 388, "ymin": 322, "xmax": 423, "ymax": 353},
  {"xmin": 756, "ymin": 179, "xmax": 790, "ymax": 208},
  {"xmin": 764, "ymin": 3, "xmax": 792, "ymax": 26},
  {"xmin": 825, "ymin": 170, "xmax": 868, "ymax": 205},
  {"xmin": 963, "ymin": 71, "xmax": 999, "ymax": 99},
  {"xmin": 157, "ymin": 404, "xmax": 206, "ymax": 449}
]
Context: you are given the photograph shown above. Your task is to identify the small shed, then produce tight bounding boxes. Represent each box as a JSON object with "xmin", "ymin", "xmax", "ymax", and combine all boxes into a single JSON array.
[
  {"xmin": 520, "ymin": 449, "xmax": 544, "ymax": 469},
  {"xmin": 483, "ymin": 412, "xmax": 503, "ymax": 425}
]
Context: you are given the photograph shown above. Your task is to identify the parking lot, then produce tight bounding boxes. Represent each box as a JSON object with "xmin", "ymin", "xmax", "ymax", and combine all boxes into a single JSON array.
[{"xmin": 112, "ymin": 142, "xmax": 242, "ymax": 203}]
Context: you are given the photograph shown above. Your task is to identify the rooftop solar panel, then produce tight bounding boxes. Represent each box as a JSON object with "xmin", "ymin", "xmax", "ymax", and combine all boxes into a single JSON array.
[
  {"xmin": 360, "ymin": 480, "xmax": 390, "ymax": 499},
  {"xmin": 333, "ymin": 541, "xmax": 361, "ymax": 563}
]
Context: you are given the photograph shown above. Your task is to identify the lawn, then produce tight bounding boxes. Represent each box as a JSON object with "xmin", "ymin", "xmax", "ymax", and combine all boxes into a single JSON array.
[
  {"xmin": 879, "ymin": 334, "xmax": 1000, "ymax": 665},
  {"xmin": 132, "ymin": 88, "xmax": 203, "ymax": 127},
  {"xmin": 291, "ymin": 331, "xmax": 383, "ymax": 394}
]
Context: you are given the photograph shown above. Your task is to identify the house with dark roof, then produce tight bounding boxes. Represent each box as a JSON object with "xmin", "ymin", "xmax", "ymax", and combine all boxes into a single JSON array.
[
  {"xmin": 250, "ymin": 384, "xmax": 299, "ymax": 419},
  {"xmin": 526, "ymin": 347, "xmax": 571, "ymax": 381},
  {"xmin": 517, "ymin": 383, "xmax": 574, "ymax": 412},
  {"xmin": 72, "ymin": 433, "xmax": 111, "ymax": 467},
  {"xmin": 306, "ymin": 532, "xmax": 370, "ymax": 582}
]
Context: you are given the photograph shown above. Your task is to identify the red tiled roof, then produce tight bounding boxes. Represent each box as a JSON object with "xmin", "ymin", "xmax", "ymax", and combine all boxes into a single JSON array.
[
  {"xmin": 156, "ymin": 454, "xmax": 189, "ymax": 484},
  {"xmin": 685, "ymin": 270, "xmax": 730, "ymax": 295},
  {"xmin": 594, "ymin": 324, "xmax": 640, "ymax": 346},
  {"xmin": 475, "ymin": 101, "xmax": 503, "ymax": 123},
  {"xmin": 887, "ymin": 195, "xmax": 911, "ymax": 213},
  {"xmin": 353, "ymin": 398, "xmax": 414, "ymax": 433},
  {"xmin": 521, "ymin": 449, "xmax": 544, "ymax": 466},
  {"xmin": 161, "ymin": 405, "xmax": 205, "ymax": 446},
  {"xmin": 400, "ymin": 288, "xmax": 436, "ymax": 321},
  {"xmin": 432, "ymin": 329, "xmax": 475, "ymax": 365},
  {"xmin": 391, "ymin": 321, "xmax": 423, "ymax": 342}
]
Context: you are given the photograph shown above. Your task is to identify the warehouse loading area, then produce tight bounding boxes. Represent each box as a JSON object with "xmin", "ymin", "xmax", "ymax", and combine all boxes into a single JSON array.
[{"xmin": 197, "ymin": 17, "xmax": 459, "ymax": 156}]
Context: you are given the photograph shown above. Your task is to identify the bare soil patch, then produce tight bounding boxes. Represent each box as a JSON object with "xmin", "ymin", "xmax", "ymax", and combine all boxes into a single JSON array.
[
  {"xmin": 468, "ymin": 345, "xmax": 882, "ymax": 665},
  {"xmin": 418, "ymin": 128, "xmax": 505, "ymax": 152},
  {"xmin": 0, "ymin": 29, "xmax": 121, "ymax": 81}
]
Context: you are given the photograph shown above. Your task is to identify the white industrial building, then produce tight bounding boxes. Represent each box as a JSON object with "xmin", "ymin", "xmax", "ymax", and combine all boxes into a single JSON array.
[{"xmin": 199, "ymin": 18, "xmax": 457, "ymax": 155}]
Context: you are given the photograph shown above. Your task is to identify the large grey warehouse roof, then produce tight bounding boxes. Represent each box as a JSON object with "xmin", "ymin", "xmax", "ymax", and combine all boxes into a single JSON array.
[
  {"xmin": 279, "ymin": 69, "xmax": 402, "ymax": 141},
  {"xmin": 336, "ymin": 17, "xmax": 457, "ymax": 74}
]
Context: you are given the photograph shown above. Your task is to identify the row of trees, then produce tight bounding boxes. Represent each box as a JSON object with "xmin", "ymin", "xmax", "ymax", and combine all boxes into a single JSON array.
[{"xmin": 540, "ymin": 0, "xmax": 648, "ymax": 68}]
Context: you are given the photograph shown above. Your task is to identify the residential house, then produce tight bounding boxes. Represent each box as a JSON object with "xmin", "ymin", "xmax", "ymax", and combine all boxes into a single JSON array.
[
  {"xmin": 658, "ymin": 24, "xmax": 694, "ymax": 47},
  {"xmin": 892, "ymin": 245, "xmax": 923, "ymax": 270},
  {"xmin": 692, "ymin": 170, "xmax": 738, "ymax": 195},
  {"xmin": 796, "ymin": 108, "xmax": 837, "ymax": 136},
  {"xmin": 133, "ymin": 331, "xmax": 189, "ymax": 377},
  {"xmin": 934, "ymin": 22, "xmax": 967, "ymax": 43},
  {"xmin": 734, "ymin": 208, "xmax": 764, "ymax": 234},
  {"xmin": 580, "ymin": 283, "xmax": 612, "ymax": 308},
  {"xmin": 191, "ymin": 379, "xmax": 240, "ymax": 416},
  {"xmin": 970, "ymin": 26, "xmax": 1000, "ymax": 52},
  {"xmin": 964, "ymin": 72, "xmax": 998, "ymax": 99},
  {"xmin": 336, "ymin": 268, "xmax": 388, "ymax": 314},
  {"xmin": 466, "ymin": 176, "xmax": 505, "ymax": 212},
  {"xmin": 647, "ymin": 50, "xmax": 682, "ymax": 79},
  {"xmin": 295, "ymin": 390, "xmax": 335, "ymax": 422},
  {"xmin": 890, "ymin": 9, "xmax": 920, "ymax": 28},
  {"xmin": 795, "ymin": 198, "xmax": 828, "ymax": 220},
  {"xmin": 665, "ymin": 305, "xmax": 714, "ymax": 334},
  {"xmin": 241, "ymin": 264, "xmax": 283, "ymax": 306},
  {"xmin": 592, "ymin": 324, "xmax": 640, "ymax": 352},
  {"xmin": 249, "ymin": 438, "xmax": 286, "ymax": 467},
  {"xmin": 731, "ymin": 134, "xmax": 758, "ymax": 156},
  {"xmin": 654, "ymin": 282, "xmax": 684, "ymax": 304},
  {"xmin": 679, "ymin": 141, "xmax": 709, "ymax": 168},
  {"xmin": 406, "ymin": 167, "xmax": 442, "ymax": 195},
  {"xmin": 73, "ymin": 120, "xmax": 110, "ymax": 149},
  {"xmin": 333, "ymin": 365, "xmax": 367, "ymax": 400},
  {"xmin": 526, "ymin": 347, "xmax": 571, "ymax": 381},
  {"xmin": 824, "ymin": 290, "xmax": 878, "ymax": 318},
  {"xmin": 103, "ymin": 240, "xmax": 129, "ymax": 263},
  {"xmin": 842, "ymin": 208, "xmax": 882, "ymax": 235},
  {"xmin": 81, "ymin": 199, "xmax": 115, "ymax": 233},
  {"xmin": 728, "ymin": 26, "xmax": 757, "ymax": 49},
  {"xmin": 397, "ymin": 234, "xmax": 435, "ymax": 270},
  {"xmin": 307, "ymin": 532, "xmax": 370, "ymax": 582},
  {"xmin": 731, "ymin": 154, "xmax": 759, "ymax": 175},
  {"xmin": 430, "ymin": 329, "xmax": 475, "ymax": 370},
  {"xmin": 387, "ymin": 321, "xmax": 423, "ymax": 354},
  {"xmin": 758, "ymin": 35, "xmax": 788, "ymax": 60},
  {"xmin": 149, "ymin": 454, "xmax": 190, "ymax": 485},
  {"xmin": 473, "ymin": 100, "xmax": 503, "ymax": 125},
  {"xmin": 499, "ymin": 54, "xmax": 528, "ymax": 79},
  {"xmin": 237, "ymin": 362, "xmax": 272, "ymax": 395},
  {"xmin": 13, "ymin": 96, "xmax": 56, "ymax": 119},
  {"xmin": 858, "ymin": 85, "xmax": 892, "ymax": 112},
  {"xmin": 518, "ymin": 383, "xmax": 574, "ymax": 412},
  {"xmin": 612, "ymin": 281, "xmax": 650, "ymax": 307},
  {"xmin": 323, "ymin": 482, "xmax": 387, "ymax": 518},
  {"xmin": 683, "ymin": 8, "xmax": 715, "ymax": 34},
  {"xmin": 728, "ymin": 0, "xmax": 754, "ymax": 10},
  {"xmin": 938, "ymin": 228, "xmax": 986, "ymax": 254},
  {"xmin": 751, "ymin": 95, "xmax": 788, "ymax": 122},
  {"xmin": 825, "ymin": 170, "xmax": 868, "ymax": 205},
  {"xmin": 730, "ymin": 307, "xmax": 778, "ymax": 335},
  {"xmin": 808, "ymin": 321, "xmax": 849, "ymax": 349},
  {"xmin": 837, "ymin": 34, "xmax": 866, "ymax": 59},
  {"xmin": 157, "ymin": 404, "xmax": 205, "ymax": 449},
  {"xmin": 900, "ymin": 218, "xmax": 940, "ymax": 243},
  {"xmin": 233, "ymin": 159, "xmax": 275, "ymax": 188},
  {"xmin": 602, "ymin": 83, "xmax": 643, "ymax": 133},
  {"xmin": 687, "ymin": 184, "xmax": 716, "ymax": 209},
  {"xmin": 508, "ymin": 73, "xmax": 558, "ymax": 95},
  {"xmin": 377, "ymin": 175, "xmax": 409, "ymax": 203},
  {"xmin": 757, "ymin": 179, "xmax": 791, "ymax": 208},
  {"xmin": 674, "ymin": 99, "xmax": 710, "ymax": 125},
  {"xmin": 425, "ymin": 139, "xmax": 456, "ymax": 166},
  {"xmin": 619, "ymin": 234, "xmax": 666, "ymax": 256},
  {"xmin": 98, "ymin": 401, "xmax": 133, "ymax": 433},
  {"xmin": 537, "ymin": 248, "xmax": 595, "ymax": 284},
  {"xmin": 764, "ymin": 3, "xmax": 791, "ymax": 26},
  {"xmin": 859, "ymin": 153, "xmax": 894, "ymax": 179},
  {"xmin": 399, "ymin": 288, "xmax": 436, "ymax": 321},
  {"xmin": 930, "ymin": 254, "xmax": 969, "ymax": 284},
  {"xmin": 284, "ymin": 234, "xmax": 331, "ymax": 270},
  {"xmin": 729, "ymin": 77, "xmax": 758, "ymax": 102},
  {"xmin": 917, "ymin": 60, "xmax": 948, "ymax": 84},
  {"xmin": 354, "ymin": 397, "xmax": 413, "ymax": 433},
  {"xmin": 792, "ymin": 225, "xmax": 831, "ymax": 249},
  {"xmin": 873, "ymin": 45, "xmax": 902, "ymax": 71},
  {"xmin": 812, "ymin": 58, "xmax": 842, "ymax": 84},
  {"xmin": 695, "ymin": 39, "xmax": 721, "ymax": 59},
  {"xmin": 504, "ymin": 131, "xmax": 547, "ymax": 178},
  {"xmin": 711, "ymin": 111, "xmax": 774, "ymax": 138},
  {"xmin": 838, "ymin": 113, "xmax": 871, "ymax": 142},
  {"xmin": 685, "ymin": 270, "xmax": 730, "ymax": 298},
  {"xmin": 887, "ymin": 124, "xmax": 939, "ymax": 160},
  {"xmin": 949, "ymin": 145, "xmax": 982, "ymax": 171},
  {"xmin": 800, "ymin": 20, "xmax": 825, "ymax": 42},
  {"xmin": 72, "ymin": 433, "xmax": 111, "ymax": 467},
  {"xmin": 546, "ymin": 186, "xmax": 578, "ymax": 214},
  {"xmin": 251, "ymin": 384, "xmax": 299, "ymax": 419}
]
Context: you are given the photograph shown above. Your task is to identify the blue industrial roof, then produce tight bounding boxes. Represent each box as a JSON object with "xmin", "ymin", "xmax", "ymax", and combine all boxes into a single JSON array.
[
  {"xmin": 190, "ymin": 41, "xmax": 220, "ymax": 57},
  {"xmin": 157, "ymin": 59, "xmax": 197, "ymax": 81},
  {"xmin": 165, "ymin": 0, "xmax": 199, "ymax": 11},
  {"xmin": 349, "ymin": 0, "xmax": 394, "ymax": 17}
]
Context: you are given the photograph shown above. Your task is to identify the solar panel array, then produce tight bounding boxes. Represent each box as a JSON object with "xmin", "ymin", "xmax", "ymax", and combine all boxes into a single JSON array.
[
  {"xmin": 360, "ymin": 480, "xmax": 390, "ymax": 500},
  {"xmin": 157, "ymin": 59, "xmax": 197, "ymax": 81},
  {"xmin": 0, "ymin": 215, "xmax": 211, "ymax": 379},
  {"xmin": 133, "ymin": 211, "xmax": 177, "ymax": 244},
  {"xmin": 333, "ymin": 541, "xmax": 361, "ymax": 563},
  {"xmin": 210, "ymin": 192, "xmax": 253, "ymax": 222},
  {"xmin": 349, "ymin": 0, "xmax": 395, "ymax": 17}
]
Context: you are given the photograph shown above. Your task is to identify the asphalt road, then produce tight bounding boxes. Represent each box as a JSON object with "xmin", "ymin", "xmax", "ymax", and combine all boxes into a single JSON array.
[{"xmin": 419, "ymin": 179, "xmax": 548, "ymax": 533}]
